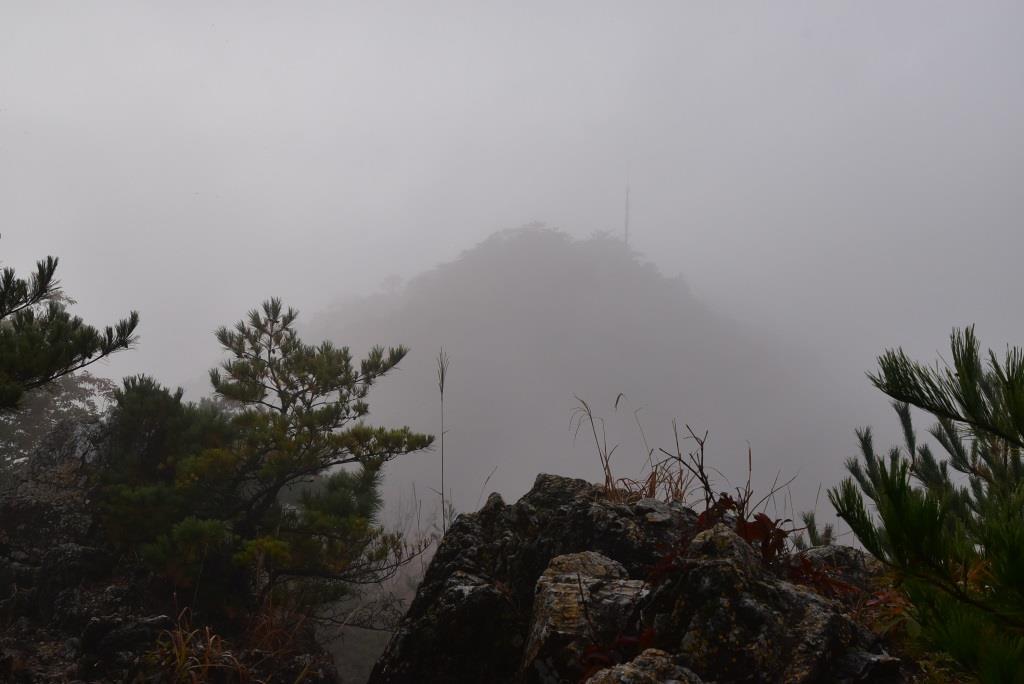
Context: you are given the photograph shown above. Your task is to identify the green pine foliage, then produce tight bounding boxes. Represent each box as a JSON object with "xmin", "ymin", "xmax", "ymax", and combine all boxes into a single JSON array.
[
  {"xmin": 97, "ymin": 299, "xmax": 432, "ymax": 618},
  {"xmin": 99, "ymin": 376, "xmax": 235, "ymax": 549},
  {"xmin": 0, "ymin": 250, "xmax": 138, "ymax": 410},
  {"xmin": 792, "ymin": 511, "xmax": 835, "ymax": 551},
  {"xmin": 830, "ymin": 327, "xmax": 1024, "ymax": 682}
]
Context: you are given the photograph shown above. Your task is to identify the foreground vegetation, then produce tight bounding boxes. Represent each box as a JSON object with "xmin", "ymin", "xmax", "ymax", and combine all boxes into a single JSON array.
[{"xmin": 0, "ymin": 246, "xmax": 433, "ymax": 679}]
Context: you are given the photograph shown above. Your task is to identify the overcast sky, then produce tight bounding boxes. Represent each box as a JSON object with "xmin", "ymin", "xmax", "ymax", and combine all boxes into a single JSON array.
[{"xmin": 3, "ymin": 2, "xmax": 1023, "ymax": 477}]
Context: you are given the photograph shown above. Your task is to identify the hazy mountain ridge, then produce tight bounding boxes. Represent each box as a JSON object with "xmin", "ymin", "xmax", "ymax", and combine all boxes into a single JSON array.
[{"xmin": 310, "ymin": 227, "xmax": 861, "ymax": 518}]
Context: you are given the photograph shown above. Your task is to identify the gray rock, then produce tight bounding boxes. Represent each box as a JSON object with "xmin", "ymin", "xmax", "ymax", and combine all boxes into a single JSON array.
[
  {"xmin": 793, "ymin": 544, "xmax": 885, "ymax": 593},
  {"xmin": 634, "ymin": 499, "xmax": 673, "ymax": 524},
  {"xmin": 371, "ymin": 475, "xmax": 910, "ymax": 684},
  {"xmin": 643, "ymin": 524, "xmax": 899, "ymax": 683},
  {"xmin": 371, "ymin": 474, "xmax": 694, "ymax": 684},
  {"xmin": 521, "ymin": 552, "xmax": 646, "ymax": 683},
  {"xmin": 585, "ymin": 649, "xmax": 703, "ymax": 684}
]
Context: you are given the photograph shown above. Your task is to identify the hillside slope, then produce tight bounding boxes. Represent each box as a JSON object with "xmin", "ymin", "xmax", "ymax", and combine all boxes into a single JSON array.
[{"xmin": 309, "ymin": 227, "xmax": 859, "ymax": 516}]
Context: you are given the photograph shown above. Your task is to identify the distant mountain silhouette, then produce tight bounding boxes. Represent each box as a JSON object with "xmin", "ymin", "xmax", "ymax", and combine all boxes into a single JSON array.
[{"xmin": 309, "ymin": 227, "xmax": 861, "ymax": 518}]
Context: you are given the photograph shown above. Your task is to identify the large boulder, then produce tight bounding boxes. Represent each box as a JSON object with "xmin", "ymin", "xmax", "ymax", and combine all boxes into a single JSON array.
[
  {"xmin": 370, "ymin": 475, "xmax": 695, "ymax": 683},
  {"xmin": 371, "ymin": 474, "xmax": 909, "ymax": 684}
]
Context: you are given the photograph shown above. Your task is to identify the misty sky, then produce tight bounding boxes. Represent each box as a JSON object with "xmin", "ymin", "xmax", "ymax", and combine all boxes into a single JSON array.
[{"xmin": 3, "ymin": 2, "xmax": 1024, "ymax": 498}]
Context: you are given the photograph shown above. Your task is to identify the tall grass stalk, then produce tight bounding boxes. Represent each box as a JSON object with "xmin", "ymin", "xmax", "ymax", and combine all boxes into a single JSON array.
[{"xmin": 436, "ymin": 349, "xmax": 450, "ymax": 535}]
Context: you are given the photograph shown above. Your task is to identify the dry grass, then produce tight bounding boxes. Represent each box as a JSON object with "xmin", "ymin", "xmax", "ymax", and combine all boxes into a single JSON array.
[
  {"xmin": 571, "ymin": 394, "xmax": 796, "ymax": 513},
  {"xmin": 149, "ymin": 606, "xmax": 314, "ymax": 684},
  {"xmin": 150, "ymin": 609, "xmax": 252, "ymax": 683},
  {"xmin": 573, "ymin": 394, "xmax": 805, "ymax": 570},
  {"xmin": 435, "ymin": 349, "xmax": 451, "ymax": 534},
  {"xmin": 571, "ymin": 395, "xmax": 696, "ymax": 505}
]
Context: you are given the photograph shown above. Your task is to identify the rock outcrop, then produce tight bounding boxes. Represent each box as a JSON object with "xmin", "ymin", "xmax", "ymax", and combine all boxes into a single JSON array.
[{"xmin": 371, "ymin": 474, "xmax": 906, "ymax": 684}]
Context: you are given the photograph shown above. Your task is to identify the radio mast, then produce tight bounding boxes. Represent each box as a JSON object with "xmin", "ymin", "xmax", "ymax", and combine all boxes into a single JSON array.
[{"xmin": 624, "ymin": 184, "xmax": 631, "ymax": 247}]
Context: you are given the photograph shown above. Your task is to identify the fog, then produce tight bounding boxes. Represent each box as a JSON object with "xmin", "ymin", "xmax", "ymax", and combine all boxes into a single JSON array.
[
  {"xmin": 3, "ymin": 2, "xmax": 1023, "ymax": 517},
  {"xmin": 308, "ymin": 227, "xmax": 866, "ymax": 524}
]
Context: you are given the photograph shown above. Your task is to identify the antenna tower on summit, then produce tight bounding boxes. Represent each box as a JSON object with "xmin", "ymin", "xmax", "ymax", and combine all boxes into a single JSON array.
[{"xmin": 624, "ymin": 184, "xmax": 631, "ymax": 247}]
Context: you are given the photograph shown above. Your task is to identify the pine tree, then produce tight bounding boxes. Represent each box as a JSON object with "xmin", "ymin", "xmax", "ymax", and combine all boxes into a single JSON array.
[
  {"xmin": 208, "ymin": 298, "xmax": 433, "ymax": 604},
  {"xmin": 99, "ymin": 299, "xmax": 433, "ymax": 617},
  {"xmin": 0, "ymin": 250, "xmax": 138, "ymax": 410},
  {"xmin": 830, "ymin": 327, "xmax": 1024, "ymax": 682}
]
